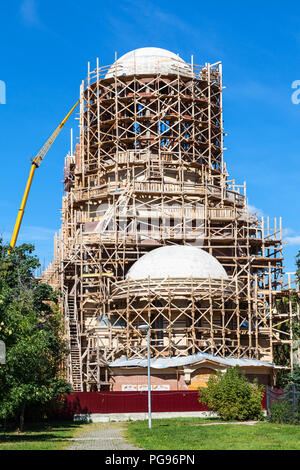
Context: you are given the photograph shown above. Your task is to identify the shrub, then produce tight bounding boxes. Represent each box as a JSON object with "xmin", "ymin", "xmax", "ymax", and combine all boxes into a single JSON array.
[
  {"xmin": 268, "ymin": 400, "xmax": 294, "ymax": 424},
  {"xmin": 198, "ymin": 366, "xmax": 264, "ymax": 421},
  {"xmin": 0, "ymin": 241, "xmax": 71, "ymax": 431}
]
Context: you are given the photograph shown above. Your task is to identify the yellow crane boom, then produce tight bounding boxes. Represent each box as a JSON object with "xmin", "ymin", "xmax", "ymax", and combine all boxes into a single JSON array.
[{"xmin": 9, "ymin": 100, "xmax": 79, "ymax": 251}]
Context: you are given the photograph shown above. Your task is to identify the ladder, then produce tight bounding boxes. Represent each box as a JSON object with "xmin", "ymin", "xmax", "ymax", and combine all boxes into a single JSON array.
[
  {"xmin": 67, "ymin": 296, "xmax": 82, "ymax": 391},
  {"xmin": 148, "ymin": 160, "xmax": 162, "ymax": 180},
  {"xmin": 98, "ymin": 185, "xmax": 134, "ymax": 233}
]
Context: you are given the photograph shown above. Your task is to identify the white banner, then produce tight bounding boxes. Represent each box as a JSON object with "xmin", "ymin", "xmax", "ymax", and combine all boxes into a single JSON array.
[{"xmin": 121, "ymin": 384, "xmax": 170, "ymax": 391}]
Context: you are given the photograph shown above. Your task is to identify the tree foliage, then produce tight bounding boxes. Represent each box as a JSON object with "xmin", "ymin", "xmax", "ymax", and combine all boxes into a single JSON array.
[
  {"xmin": 198, "ymin": 366, "xmax": 265, "ymax": 421},
  {"xmin": 285, "ymin": 365, "xmax": 300, "ymax": 389},
  {"xmin": 272, "ymin": 252, "xmax": 300, "ymax": 388},
  {"xmin": 268, "ymin": 366, "xmax": 300, "ymax": 424},
  {"xmin": 0, "ymin": 240, "xmax": 71, "ymax": 430}
]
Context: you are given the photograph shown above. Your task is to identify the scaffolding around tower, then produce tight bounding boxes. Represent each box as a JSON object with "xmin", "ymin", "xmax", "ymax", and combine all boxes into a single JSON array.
[{"xmin": 42, "ymin": 49, "xmax": 300, "ymax": 392}]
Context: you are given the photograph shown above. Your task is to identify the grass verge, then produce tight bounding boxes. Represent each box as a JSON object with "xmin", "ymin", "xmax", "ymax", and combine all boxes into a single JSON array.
[{"xmin": 125, "ymin": 418, "xmax": 300, "ymax": 450}]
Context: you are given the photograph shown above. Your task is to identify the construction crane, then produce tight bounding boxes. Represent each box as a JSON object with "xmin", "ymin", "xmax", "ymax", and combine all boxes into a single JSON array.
[{"xmin": 9, "ymin": 100, "xmax": 79, "ymax": 252}]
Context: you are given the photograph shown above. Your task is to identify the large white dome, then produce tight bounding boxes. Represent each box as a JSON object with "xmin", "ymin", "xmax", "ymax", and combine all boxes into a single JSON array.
[
  {"xmin": 105, "ymin": 47, "xmax": 189, "ymax": 78},
  {"xmin": 126, "ymin": 246, "xmax": 228, "ymax": 281}
]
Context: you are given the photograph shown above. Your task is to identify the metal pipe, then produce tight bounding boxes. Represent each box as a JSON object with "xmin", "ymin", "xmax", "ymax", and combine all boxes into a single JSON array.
[
  {"xmin": 147, "ymin": 327, "xmax": 152, "ymax": 429},
  {"xmin": 138, "ymin": 324, "xmax": 152, "ymax": 429}
]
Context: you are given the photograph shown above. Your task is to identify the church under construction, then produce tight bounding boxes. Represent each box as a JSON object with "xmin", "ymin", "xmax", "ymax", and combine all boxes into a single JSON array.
[{"xmin": 42, "ymin": 47, "xmax": 299, "ymax": 392}]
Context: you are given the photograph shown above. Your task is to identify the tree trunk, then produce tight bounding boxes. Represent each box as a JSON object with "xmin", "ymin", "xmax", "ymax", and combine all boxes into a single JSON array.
[{"xmin": 19, "ymin": 404, "xmax": 25, "ymax": 433}]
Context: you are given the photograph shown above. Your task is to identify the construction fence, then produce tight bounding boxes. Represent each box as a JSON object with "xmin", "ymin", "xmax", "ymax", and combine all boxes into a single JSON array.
[{"xmin": 50, "ymin": 389, "xmax": 268, "ymax": 420}]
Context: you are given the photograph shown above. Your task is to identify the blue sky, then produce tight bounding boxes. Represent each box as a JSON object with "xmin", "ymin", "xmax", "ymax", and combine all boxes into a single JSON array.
[{"xmin": 1, "ymin": 0, "xmax": 300, "ymax": 273}]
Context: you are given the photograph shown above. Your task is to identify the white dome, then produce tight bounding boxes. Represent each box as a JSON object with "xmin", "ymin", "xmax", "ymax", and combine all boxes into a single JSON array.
[
  {"xmin": 126, "ymin": 246, "xmax": 228, "ymax": 281},
  {"xmin": 105, "ymin": 47, "xmax": 189, "ymax": 78}
]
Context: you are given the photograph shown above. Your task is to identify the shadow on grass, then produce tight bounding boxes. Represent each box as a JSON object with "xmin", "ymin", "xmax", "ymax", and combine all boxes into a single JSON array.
[
  {"xmin": 0, "ymin": 420, "xmax": 81, "ymax": 443},
  {"xmin": 0, "ymin": 433, "xmax": 64, "ymax": 443}
]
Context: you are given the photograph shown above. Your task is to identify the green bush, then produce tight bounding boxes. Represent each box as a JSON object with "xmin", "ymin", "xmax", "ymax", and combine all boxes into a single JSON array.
[
  {"xmin": 268, "ymin": 400, "xmax": 294, "ymax": 424},
  {"xmin": 198, "ymin": 366, "xmax": 265, "ymax": 421}
]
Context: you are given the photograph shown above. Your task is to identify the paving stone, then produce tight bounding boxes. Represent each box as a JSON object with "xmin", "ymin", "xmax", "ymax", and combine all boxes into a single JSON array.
[{"xmin": 66, "ymin": 422, "xmax": 139, "ymax": 450}]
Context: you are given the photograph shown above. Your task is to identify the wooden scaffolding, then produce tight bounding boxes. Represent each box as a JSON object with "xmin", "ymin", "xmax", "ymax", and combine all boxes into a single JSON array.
[{"xmin": 42, "ymin": 55, "xmax": 299, "ymax": 391}]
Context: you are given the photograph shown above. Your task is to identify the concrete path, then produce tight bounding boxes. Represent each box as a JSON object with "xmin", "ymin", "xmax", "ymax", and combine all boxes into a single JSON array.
[{"xmin": 66, "ymin": 422, "xmax": 140, "ymax": 450}]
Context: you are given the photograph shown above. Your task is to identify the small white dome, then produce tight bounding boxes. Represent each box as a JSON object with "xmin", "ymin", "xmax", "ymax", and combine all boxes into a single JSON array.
[
  {"xmin": 126, "ymin": 246, "xmax": 228, "ymax": 281},
  {"xmin": 105, "ymin": 47, "xmax": 189, "ymax": 78}
]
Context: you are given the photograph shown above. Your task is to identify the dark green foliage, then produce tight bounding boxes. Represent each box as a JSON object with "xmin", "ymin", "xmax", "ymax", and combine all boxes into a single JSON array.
[
  {"xmin": 198, "ymin": 366, "xmax": 265, "ymax": 421},
  {"xmin": 272, "ymin": 264, "xmax": 300, "ymax": 388},
  {"xmin": 0, "ymin": 240, "xmax": 71, "ymax": 430},
  {"xmin": 296, "ymin": 251, "xmax": 300, "ymax": 281},
  {"xmin": 268, "ymin": 401, "xmax": 294, "ymax": 424},
  {"xmin": 275, "ymin": 369, "xmax": 291, "ymax": 389},
  {"xmin": 286, "ymin": 366, "xmax": 300, "ymax": 389},
  {"xmin": 268, "ymin": 369, "xmax": 300, "ymax": 425},
  {"xmin": 268, "ymin": 398, "xmax": 300, "ymax": 424}
]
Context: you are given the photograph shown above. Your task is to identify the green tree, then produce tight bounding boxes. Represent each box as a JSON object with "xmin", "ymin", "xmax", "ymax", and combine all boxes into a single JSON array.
[
  {"xmin": 198, "ymin": 366, "xmax": 264, "ymax": 421},
  {"xmin": 272, "ymin": 251, "xmax": 300, "ymax": 388},
  {"xmin": 0, "ymin": 241, "xmax": 71, "ymax": 431},
  {"xmin": 285, "ymin": 365, "xmax": 300, "ymax": 389}
]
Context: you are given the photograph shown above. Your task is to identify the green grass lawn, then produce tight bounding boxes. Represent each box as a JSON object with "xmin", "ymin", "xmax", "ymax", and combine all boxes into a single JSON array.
[
  {"xmin": 0, "ymin": 421, "xmax": 89, "ymax": 450},
  {"xmin": 125, "ymin": 418, "xmax": 300, "ymax": 450}
]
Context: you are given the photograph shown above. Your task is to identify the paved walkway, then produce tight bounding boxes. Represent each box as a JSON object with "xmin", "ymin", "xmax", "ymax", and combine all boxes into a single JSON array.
[{"xmin": 66, "ymin": 422, "xmax": 140, "ymax": 450}]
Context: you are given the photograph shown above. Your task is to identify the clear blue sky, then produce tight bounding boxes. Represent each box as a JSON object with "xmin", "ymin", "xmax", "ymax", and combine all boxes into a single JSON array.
[{"xmin": 1, "ymin": 0, "xmax": 300, "ymax": 274}]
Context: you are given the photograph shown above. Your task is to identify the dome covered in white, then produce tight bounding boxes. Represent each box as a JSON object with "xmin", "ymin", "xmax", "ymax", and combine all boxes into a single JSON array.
[
  {"xmin": 105, "ymin": 47, "xmax": 189, "ymax": 78},
  {"xmin": 126, "ymin": 246, "xmax": 228, "ymax": 281}
]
